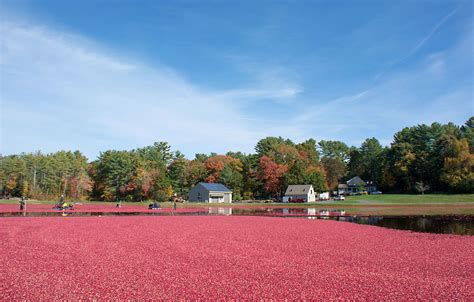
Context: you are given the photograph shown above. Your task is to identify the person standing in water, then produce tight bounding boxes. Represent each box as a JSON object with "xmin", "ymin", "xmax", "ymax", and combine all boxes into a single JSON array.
[
  {"xmin": 54, "ymin": 194, "xmax": 65, "ymax": 209},
  {"xmin": 19, "ymin": 196, "xmax": 26, "ymax": 211}
]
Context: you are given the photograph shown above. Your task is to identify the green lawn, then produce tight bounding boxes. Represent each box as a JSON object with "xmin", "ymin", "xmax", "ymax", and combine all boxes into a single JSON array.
[{"xmin": 343, "ymin": 194, "xmax": 474, "ymax": 204}]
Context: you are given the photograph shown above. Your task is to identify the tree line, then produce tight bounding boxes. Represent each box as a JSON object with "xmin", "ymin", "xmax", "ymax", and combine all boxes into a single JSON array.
[{"xmin": 1, "ymin": 118, "xmax": 473, "ymax": 201}]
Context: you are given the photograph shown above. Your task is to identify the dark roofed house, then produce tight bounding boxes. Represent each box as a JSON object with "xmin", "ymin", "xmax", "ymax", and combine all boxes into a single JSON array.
[
  {"xmin": 338, "ymin": 176, "xmax": 377, "ymax": 195},
  {"xmin": 188, "ymin": 182, "xmax": 232, "ymax": 203}
]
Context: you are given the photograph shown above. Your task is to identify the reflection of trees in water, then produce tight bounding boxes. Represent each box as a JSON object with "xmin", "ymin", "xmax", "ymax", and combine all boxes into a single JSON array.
[
  {"xmin": 416, "ymin": 218, "xmax": 432, "ymax": 231},
  {"xmin": 1, "ymin": 209, "xmax": 472, "ymax": 235},
  {"xmin": 373, "ymin": 216, "xmax": 472, "ymax": 235}
]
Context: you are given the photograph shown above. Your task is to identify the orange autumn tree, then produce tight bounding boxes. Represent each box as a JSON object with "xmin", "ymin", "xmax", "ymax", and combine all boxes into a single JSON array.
[
  {"xmin": 258, "ymin": 155, "xmax": 288, "ymax": 197},
  {"xmin": 204, "ymin": 155, "xmax": 243, "ymax": 183}
]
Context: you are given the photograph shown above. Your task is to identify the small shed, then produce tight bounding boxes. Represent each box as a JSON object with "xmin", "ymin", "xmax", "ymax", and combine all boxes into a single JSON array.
[
  {"xmin": 319, "ymin": 192, "xmax": 330, "ymax": 200},
  {"xmin": 283, "ymin": 185, "xmax": 316, "ymax": 202},
  {"xmin": 188, "ymin": 183, "xmax": 232, "ymax": 203}
]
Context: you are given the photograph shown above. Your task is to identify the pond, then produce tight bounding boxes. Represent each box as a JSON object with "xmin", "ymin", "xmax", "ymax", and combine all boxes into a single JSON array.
[{"xmin": 1, "ymin": 207, "xmax": 472, "ymax": 235}]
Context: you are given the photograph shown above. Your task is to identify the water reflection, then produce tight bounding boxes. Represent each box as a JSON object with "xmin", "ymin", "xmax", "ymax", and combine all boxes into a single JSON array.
[
  {"xmin": 1, "ymin": 207, "xmax": 472, "ymax": 235},
  {"xmin": 209, "ymin": 208, "xmax": 233, "ymax": 215}
]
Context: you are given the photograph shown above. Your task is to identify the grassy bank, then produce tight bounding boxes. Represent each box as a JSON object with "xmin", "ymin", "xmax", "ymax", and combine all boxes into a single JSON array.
[
  {"xmin": 1, "ymin": 194, "xmax": 473, "ymax": 215},
  {"xmin": 344, "ymin": 194, "xmax": 474, "ymax": 204}
]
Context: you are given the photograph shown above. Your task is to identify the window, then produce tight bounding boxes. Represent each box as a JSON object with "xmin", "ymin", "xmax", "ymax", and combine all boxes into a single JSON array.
[{"xmin": 197, "ymin": 192, "xmax": 201, "ymax": 200}]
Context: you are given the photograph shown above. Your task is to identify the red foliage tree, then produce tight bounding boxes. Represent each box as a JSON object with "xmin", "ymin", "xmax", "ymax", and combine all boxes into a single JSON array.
[
  {"xmin": 258, "ymin": 155, "xmax": 288, "ymax": 197},
  {"xmin": 205, "ymin": 157, "xmax": 225, "ymax": 183}
]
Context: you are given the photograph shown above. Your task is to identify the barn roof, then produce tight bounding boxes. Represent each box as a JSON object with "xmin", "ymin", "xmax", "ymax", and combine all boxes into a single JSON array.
[
  {"xmin": 285, "ymin": 185, "xmax": 313, "ymax": 195},
  {"xmin": 199, "ymin": 183, "xmax": 232, "ymax": 192}
]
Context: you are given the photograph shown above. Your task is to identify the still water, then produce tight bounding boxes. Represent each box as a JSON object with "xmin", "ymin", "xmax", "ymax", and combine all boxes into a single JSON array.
[{"xmin": 1, "ymin": 207, "xmax": 472, "ymax": 235}]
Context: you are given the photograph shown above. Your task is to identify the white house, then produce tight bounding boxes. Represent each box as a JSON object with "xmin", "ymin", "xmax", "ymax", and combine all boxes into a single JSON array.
[
  {"xmin": 188, "ymin": 183, "xmax": 232, "ymax": 203},
  {"xmin": 283, "ymin": 185, "xmax": 317, "ymax": 202}
]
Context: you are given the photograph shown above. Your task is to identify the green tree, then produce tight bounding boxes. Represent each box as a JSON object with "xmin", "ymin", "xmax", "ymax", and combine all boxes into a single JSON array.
[
  {"xmin": 415, "ymin": 181, "xmax": 430, "ymax": 195},
  {"xmin": 321, "ymin": 157, "xmax": 346, "ymax": 191},
  {"xmin": 168, "ymin": 152, "xmax": 188, "ymax": 197},
  {"xmin": 438, "ymin": 136, "xmax": 474, "ymax": 192},
  {"xmin": 186, "ymin": 159, "xmax": 207, "ymax": 186},
  {"xmin": 461, "ymin": 117, "xmax": 474, "ymax": 152},
  {"xmin": 318, "ymin": 140, "xmax": 350, "ymax": 162},
  {"xmin": 296, "ymin": 139, "xmax": 319, "ymax": 163},
  {"xmin": 348, "ymin": 138, "xmax": 384, "ymax": 183},
  {"xmin": 219, "ymin": 164, "xmax": 244, "ymax": 200},
  {"xmin": 255, "ymin": 137, "xmax": 294, "ymax": 157},
  {"xmin": 94, "ymin": 150, "xmax": 138, "ymax": 201},
  {"xmin": 318, "ymin": 140, "xmax": 350, "ymax": 191}
]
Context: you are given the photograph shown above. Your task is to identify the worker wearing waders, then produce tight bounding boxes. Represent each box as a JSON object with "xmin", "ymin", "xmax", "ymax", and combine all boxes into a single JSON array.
[{"xmin": 19, "ymin": 196, "xmax": 26, "ymax": 211}]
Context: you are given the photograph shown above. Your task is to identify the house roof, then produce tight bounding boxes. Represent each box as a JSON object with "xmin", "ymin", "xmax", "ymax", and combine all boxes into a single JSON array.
[
  {"xmin": 346, "ymin": 176, "xmax": 365, "ymax": 186},
  {"xmin": 198, "ymin": 182, "xmax": 232, "ymax": 192},
  {"xmin": 338, "ymin": 184, "xmax": 348, "ymax": 189},
  {"xmin": 285, "ymin": 185, "xmax": 313, "ymax": 195}
]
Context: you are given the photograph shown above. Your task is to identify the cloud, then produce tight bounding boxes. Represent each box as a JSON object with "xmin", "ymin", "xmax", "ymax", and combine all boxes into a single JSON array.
[
  {"xmin": 220, "ymin": 53, "xmax": 303, "ymax": 103},
  {"xmin": 0, "ymin": 10, "xmax": 471, "ymax": 159},
  {"xmin": 372, "ymin": 6, "xmax": 461, "ymax": 83},
  {"xmin": 289, "ymin": 30, "xmax": 473, "ymax": 147},
  {"xmin": 409, "ymin": 5, "xmax": 461, "ymax": 56},
  {"xmin": 1, "ymin": 21, "xmax": 301, "ymax": 159}
]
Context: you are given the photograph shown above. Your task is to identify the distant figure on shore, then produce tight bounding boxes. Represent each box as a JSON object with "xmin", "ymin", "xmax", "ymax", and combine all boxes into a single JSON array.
[
  {"xmin": 173, "ymin": 201, "xmax": 177, "ymax": 211},
  {"xmin": 19, "ymin": 196, "xmax": 26, "ymax": 211}
]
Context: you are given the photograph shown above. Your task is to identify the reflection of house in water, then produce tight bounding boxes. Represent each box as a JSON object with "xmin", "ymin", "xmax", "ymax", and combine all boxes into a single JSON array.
[
  {"xmin": 307, "ymin": 208, "xmax": 317, "ymax": 219},
  {"xmin": 332, "ymin": 210, "xmax": 346, "ymax": 216},
  {"xmin": 319, "ymin": 209, "xmax": 330, "ymax": 216},
  {"xmin": 319, "ymin": 209, "xmax": 346, "ymax": 216},
  {"xmin": 208, "ymin": 207, "xmax": 233, "ymax": 215}
]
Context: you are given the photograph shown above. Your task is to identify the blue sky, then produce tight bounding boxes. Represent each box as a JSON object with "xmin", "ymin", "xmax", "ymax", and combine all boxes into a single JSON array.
[{"xmin": 1, "ymin": 0, "xmax": 473, "ymax": 160}]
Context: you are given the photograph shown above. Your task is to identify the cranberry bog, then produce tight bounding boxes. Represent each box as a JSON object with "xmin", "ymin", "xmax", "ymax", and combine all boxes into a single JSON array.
[
  {"xmin": 1, "ymin": 216, "xmax": 473, "ymax": 300},
  {"xmin": 0, "ymin": 203, "xmax": 206, "ymax": 213},
  {"xmin": 1, "ymin": 203, "xmax": 473, "ymax": 235}
]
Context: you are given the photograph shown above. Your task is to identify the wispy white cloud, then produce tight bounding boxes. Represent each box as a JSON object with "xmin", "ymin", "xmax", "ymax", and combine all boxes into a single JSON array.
[
  {"xmin": 221, "ymin": 53, "xmax": 303, "ymax": 103},
  {"xmin": 0, "ymin": 9, "xmax": 471, "ymax": 159},
  {"xmin": 409, "ymin": 5, "xmax": 461, "ymax": 56},
  {"xmin": 294, "ymin": 89, "xmax": 374, "ymax": 123},
  {"xmin": 0, "ymin": 21, "xmax": 301, "ymax": 159},
  {"xmin": 425, "ymin": 52, "xmax": 446, "ymax": 76},
  {"xmin": 289, "ymin": 29, "xmax": 473, "ymax": 147},
  {"xmin": 372, "ymin": 5, "xmax": 461, "ymax": 83}
]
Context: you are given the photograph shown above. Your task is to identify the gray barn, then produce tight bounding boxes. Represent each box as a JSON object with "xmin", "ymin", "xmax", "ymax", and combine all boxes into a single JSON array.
[{"xmin": 188, "ymin": 183, "xmax": 233, "ymax": 203}]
